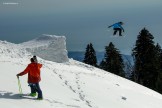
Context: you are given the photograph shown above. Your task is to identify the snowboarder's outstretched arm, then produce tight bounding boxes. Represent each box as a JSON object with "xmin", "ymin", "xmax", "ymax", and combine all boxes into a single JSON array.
[{"xmin": 108, "ymin": 24, "xmax": 113, "ymax": 28}]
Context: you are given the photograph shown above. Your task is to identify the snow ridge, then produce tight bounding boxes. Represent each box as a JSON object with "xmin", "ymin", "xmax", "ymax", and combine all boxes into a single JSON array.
[
  {"xmin": 0, "ymin": 35, "xmax": 68, "ymax": 63},
  {"xmin": 0, "ymin": 40, "xmax": 31, "ymax": 59}
]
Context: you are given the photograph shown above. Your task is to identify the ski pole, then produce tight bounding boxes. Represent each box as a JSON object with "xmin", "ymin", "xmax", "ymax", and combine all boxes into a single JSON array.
[{"xmin": 17, "ymin": 76, "xmax": 23, "ymax": 96}]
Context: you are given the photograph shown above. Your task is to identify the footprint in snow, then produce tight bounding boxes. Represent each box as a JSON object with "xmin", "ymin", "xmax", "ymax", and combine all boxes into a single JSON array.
[
  {"xmin": 116, "ymin": 84, "xmax": 120, "ymax": 86},
  {"xmin": 121, "ymin": 96, "xmax": 127, "ymax": 100}
]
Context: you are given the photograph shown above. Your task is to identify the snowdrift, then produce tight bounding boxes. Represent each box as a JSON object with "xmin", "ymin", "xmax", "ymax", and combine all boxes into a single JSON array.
[{"xmin": 0, "ymin": 35, "xmax": 162, "ymax": 108}]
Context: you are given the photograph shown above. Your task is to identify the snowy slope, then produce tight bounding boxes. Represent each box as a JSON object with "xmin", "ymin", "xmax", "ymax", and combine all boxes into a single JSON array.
[{"xmin": 0, "ymin": 37, "xmax": 162, "ymax": 108}]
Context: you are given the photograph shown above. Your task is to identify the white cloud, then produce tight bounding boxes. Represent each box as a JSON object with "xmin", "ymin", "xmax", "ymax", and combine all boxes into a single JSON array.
[{"xmin": 3, "ymin": 2, "xmax": 19, "ymax": 5}]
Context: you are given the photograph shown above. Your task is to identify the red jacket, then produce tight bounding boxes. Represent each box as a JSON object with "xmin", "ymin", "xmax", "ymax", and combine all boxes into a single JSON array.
[{"xmin": 18, "ymin": 63, "xmax": 42, "ymax": 83}]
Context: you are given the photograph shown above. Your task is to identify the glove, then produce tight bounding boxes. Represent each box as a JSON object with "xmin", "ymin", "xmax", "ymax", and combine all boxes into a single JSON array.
[{"xmin": 16, "ymin": 74, "xmax": 20, "ymax": 78}]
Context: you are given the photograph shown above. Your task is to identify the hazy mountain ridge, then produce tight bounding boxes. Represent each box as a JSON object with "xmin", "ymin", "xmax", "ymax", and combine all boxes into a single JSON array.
[{"xmin": 68, "ymin": 51, "xmax": 133, "ymax": 64}]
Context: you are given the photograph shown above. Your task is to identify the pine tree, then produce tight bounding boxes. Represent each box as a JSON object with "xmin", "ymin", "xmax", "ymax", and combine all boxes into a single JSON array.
[
  {"xmin": 100, "ymin": 42, "xmax": 125, "ymax": 77},
  {"xmin": 83, "ymin": 43, "xmax": 97, "ymax": 67},
  {"xmin": 132, "ymin": 28, "xmax": 158, "ymax": 90},
  {"xmin": 155, "ymin": 43, "xmax": 162, "ymax": 93}
]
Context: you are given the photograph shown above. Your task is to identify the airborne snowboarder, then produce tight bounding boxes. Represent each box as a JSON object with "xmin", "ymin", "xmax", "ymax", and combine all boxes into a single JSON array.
[{"xmin": 108, "ymin": 22, "xmax": 124, "ymax": 36}]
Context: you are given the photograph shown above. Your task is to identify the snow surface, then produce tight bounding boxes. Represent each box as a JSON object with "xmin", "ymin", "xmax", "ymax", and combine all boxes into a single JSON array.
[{"xmin": 0, "ymin": 35, "xmax": 162, "ymax": 108}]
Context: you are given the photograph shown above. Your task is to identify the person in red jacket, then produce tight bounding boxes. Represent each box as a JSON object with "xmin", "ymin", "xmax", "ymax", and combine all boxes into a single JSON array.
[{"xmin": 17, "ymin": 57, "xmax": 43, "ymax": 100}]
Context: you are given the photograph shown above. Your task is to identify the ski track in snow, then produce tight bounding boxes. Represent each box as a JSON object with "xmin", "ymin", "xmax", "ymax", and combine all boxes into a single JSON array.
[
  {"xmin": 44, "ymin": 98, "xmax": 81, "ymax": 108},
  {"xmin": 43, "ymin": 61, "xmax": 95, "ymax": 108},
  {"xmin": 39, "ymin": 59, "xmax": 130, "ymax": 108}
]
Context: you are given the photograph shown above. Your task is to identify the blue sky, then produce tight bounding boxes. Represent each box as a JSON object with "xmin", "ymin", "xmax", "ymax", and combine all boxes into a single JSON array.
[{"xmin": 0, "ymin": 0, "xmax": 162, "ymax": 54}]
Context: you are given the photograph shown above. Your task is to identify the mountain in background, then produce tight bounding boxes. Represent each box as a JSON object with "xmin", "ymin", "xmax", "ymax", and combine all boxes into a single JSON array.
[
  {"xmin": 68, "ymin": 51, "xmax": 133, "ymax": 64},
  {"xmin": 0, "ymin": 35, "xmax": 162, "ymax": 108}
]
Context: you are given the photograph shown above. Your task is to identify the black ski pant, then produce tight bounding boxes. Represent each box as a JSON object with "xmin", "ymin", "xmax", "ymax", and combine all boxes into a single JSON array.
[
  {"xmin": 113, "ymin": 28, "xmax": 122, "ymax": 36},
  {"xmin": 29, "ymin": 83, "xmax": 43, "ymax": 98}
]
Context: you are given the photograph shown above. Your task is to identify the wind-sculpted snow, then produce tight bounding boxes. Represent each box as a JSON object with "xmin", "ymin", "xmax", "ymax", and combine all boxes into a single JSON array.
[
  {"xmin": 20, "ymin": 35, "xmax": 69, "ymax": 63},
  {"xmin": 0, "ymin": 35, "xmax": 68, "ymax": 63}
]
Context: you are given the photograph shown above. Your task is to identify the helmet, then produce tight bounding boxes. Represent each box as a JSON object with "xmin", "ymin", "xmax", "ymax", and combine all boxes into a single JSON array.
[{"xmin": 119, "ymin": 22, "xmax": 124, "ymax": 25}]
